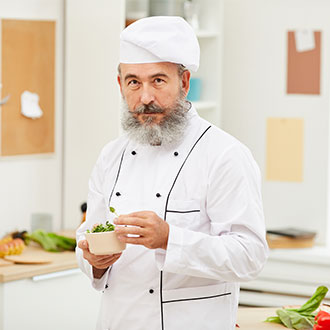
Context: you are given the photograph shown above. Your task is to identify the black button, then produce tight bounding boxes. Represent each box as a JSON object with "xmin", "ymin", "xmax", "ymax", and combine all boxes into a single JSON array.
[
  {"xmin": 116, "ymin": 192, "xmax": 121, "ymax": 196},
  {"xmin": 131, "ymin": 151, "xmax": 136, "ymax": 155},
  {"xmin": 156, "ymin": 193, "xmax": 161, "ymax": 198},
  {"xmin": 105, "ymin": 284, "xmax": 108, "ymax": 289},
  {"xmin": 149, "ymin": 289, "xmax": 154, "ymax": 294},
  {"xmin": 174, "ymin": 151, "xmax": 179, "ymax": 156}
]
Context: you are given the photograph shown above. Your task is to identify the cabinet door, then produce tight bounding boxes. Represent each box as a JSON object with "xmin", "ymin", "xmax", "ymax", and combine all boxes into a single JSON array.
[{"xmin": 3, "ymin": 270, "xmax": 101, "ymax": 330}]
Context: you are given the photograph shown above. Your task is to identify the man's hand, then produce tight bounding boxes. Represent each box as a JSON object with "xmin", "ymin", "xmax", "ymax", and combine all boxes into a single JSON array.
[
  {"xmin": 78, "ymin": 240, "xmax": 122, "ymax": 278},
  {"xmin": 114, "ymin": 211, "xmax": 169, "ymax": 250}
]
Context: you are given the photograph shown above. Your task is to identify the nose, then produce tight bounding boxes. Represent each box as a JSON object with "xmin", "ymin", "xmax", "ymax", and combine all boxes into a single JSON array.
[{"xmin": 140, "ymin": 85, "xmax": 155, "ymax": 105}]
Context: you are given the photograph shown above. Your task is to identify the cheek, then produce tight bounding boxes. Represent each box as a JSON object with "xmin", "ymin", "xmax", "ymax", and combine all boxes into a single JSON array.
[
  {"xmin": 157, "ymin": 88, "xmax": 180, "ymax": 107},
  {"xmin": 123, "ymin": 91, "xmax": 139, "ymax": 109}
]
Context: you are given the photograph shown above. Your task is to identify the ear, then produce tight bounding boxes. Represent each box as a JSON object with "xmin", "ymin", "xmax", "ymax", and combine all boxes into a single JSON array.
[
  {"xmin": 117, "ymin": 74, "xmax": 123, "ymax": 94},
  {"xmin": 181, "ymin": 70, "xmax": 191, "ymax": 97}
]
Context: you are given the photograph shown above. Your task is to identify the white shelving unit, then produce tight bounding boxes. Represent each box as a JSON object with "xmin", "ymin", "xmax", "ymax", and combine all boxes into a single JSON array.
[
  {"xmin": 239, "ymin": 247, "xmax": 330, "ymax": 307},
  {"xmin": 125, "ymin": 0, "xmax": 224, "ymax": 128},
  {"xmin": 189, "ymin": 0, "xmax": 224, "ymax": 127}
]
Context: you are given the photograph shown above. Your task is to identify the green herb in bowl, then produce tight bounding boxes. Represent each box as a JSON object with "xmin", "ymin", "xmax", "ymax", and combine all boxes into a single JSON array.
[{"xmin": 86, "ymin": 221, "xmax": 115, "ymax": 233}]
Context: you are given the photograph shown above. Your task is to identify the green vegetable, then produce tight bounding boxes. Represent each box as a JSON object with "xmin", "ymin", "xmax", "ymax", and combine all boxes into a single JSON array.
[
  {"xmin": 265, "ymin": 316, "xmax": 282, "ymax": 324},
  {"xmin": 87, "ymin": 221, "xmax": 115, "ymax": 233},
  {"xmin": 276, "ymin": 309, "xmax": 314, "ymax": 330},
  {"xmin": 295, "ymin": 286, "xmax": 329, "ymax": 314},
  {"xmin": 265, "ymin": 286, "xmax": 329, "ymax": 330},
  {"xmin": 26, "ymin": 229, "xmax": 76, "ymax": 252},
  {"xmin": 109, "ymin": 206, "xmax": 119, "ymax": 217},
  {"xmin": 46, "ymin": 233, "xmax": 76, "ymax": 251}
]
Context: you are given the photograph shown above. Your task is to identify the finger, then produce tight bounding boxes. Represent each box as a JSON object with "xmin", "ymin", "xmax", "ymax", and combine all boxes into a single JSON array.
[
  {"xmin": 126, "ymin": 211, "xmax": 152, "ymax": 218},
  {"xmin": 91, "ymin": 253, "xmax": 122, "ymax": 262},
  {"xmin": 115, "ymin": 225, "xmax": 145, "ymax": 236},
  {"xmin": 114, "ymin": 216, "xmax": 148, "ymax": 227},
  {"xmin": 78, "ymin": 239, "xmax": 89, "ymax": 250},
  {"xmin": 94, "ymin": 254, "xmax": 121, "ymax": 268},
  {"xmin": 118, "ymin": 236, "xmax": 146, "ymax": 246}
]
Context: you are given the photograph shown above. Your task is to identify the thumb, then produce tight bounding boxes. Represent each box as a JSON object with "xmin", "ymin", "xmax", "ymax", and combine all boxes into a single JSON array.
[{"xmin": 78, "ymin": 239, "xmax": 89, "ymax": 250}]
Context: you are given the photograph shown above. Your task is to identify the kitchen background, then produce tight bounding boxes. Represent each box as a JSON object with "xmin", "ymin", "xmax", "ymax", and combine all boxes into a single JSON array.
[{"xmin": 1, "ymin": 0, "xmax": 330, "ymax": 328}]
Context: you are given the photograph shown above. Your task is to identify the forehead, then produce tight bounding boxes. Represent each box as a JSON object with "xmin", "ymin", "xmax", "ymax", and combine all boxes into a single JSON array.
[{"xmin": 119, "ymin": 62, "xmax": 178, "ymax": 78}]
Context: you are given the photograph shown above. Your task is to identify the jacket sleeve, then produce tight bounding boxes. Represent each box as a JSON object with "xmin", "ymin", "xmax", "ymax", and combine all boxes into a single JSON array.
[
  {"xmin": 155, "ymin": 144, "xmax": 269, "ymax": 282},
  {"xmin": 76, "ymin": 150, "xmax": 111, "ymax": 291}
]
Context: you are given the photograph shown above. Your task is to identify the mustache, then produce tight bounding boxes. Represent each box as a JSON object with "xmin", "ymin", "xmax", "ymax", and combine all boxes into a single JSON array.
[{"xmin": 134, "ymin": 103, "xmax": 164, "ymax": 114}]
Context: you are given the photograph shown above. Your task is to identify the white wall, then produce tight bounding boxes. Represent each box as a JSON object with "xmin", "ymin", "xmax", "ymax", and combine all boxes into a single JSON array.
[
  {"xmin": 0, "ymin": 0, "xmax": 64, "ymax": 236},
  {"xmin": 63, "ymin": 0, "xmax": 125, "ymax": 229},
  {"xmin": 222, "ymin": 0, "xmax": 330, "ymax": 244}
]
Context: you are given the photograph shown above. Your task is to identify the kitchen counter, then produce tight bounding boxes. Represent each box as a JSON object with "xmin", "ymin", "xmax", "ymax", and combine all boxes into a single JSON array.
[
  {"xmin": 0, "ymin": 244, "xmax": 77, "ymax": 282},
  {"xmin": 0, "ymin": 243, "xmax": 288, "ymax": 330},
  {"xmin": 237, "ymin": 308, "xmax": 285, "ymax": 329},
  {"xmin": 0, "ymin": 242, "xmax": 101, "ymax": 330},
  {"xmin": 0, "ymin": 243, "xmax": 289, "ymax": 329}
]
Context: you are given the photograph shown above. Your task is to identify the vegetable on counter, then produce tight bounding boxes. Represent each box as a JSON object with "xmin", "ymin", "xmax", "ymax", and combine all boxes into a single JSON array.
[
  {"xmin": 0, "ymin": 230, "xmax": 76, "ymax": 254},
  {"xmin": 314, "ymin": 310, "xmax": 330, "ymax": 330},
  {"xmin": 265, "ymin": 286, "xmax": 329, "ymax": 330},
  {"xmin": 25, "ymin": 230, "xmax": 76, "ymax": 252},
  {"xmin": 0, "ymin": 236, "xmax": 25, "ymax": 257}
]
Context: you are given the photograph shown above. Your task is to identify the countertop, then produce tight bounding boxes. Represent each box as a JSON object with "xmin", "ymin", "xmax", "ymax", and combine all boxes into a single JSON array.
[
  {"xmin": 237, "ymin": 308, "xmax": 285, "ymax": 329},
  {"xmin": 0, "ymin": 245, "xmax": 77, "ymax": 283},
  {"xmin": 0, "ymin": 244, "xmax": 290, "ymax": 330}
]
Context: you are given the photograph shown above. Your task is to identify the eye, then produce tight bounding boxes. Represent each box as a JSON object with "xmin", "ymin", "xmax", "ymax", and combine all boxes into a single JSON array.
[
  {"xmin": 127, "ymin": 79, "xmax": 139, "ymax": 88},
  {"xmin": 154, "ymin": 78, "xmax": 165, "ymax": 85}
]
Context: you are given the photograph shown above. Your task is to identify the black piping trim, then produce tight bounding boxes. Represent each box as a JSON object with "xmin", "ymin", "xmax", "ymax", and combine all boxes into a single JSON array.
[
  {"xmin": 166, "ymin": 209, "xmax": 200, "ymax": 214},
  {"xmin": 163, "ymin": 125, "xmax": 211, "ymax": 221},
  {"xmin": 160, "ymin": 125, "xmax": 212, "ymax": 330},
  {"xmin": 160, "ymin": 270, "xmax": 164, "ymax": 329},
  {"xmin": 163, "ymin": 292, "xmax": 231, "ymax": 304},
  {"xmin": 108, "ymin": 148, "xmax": 126, "ymax": 207}
]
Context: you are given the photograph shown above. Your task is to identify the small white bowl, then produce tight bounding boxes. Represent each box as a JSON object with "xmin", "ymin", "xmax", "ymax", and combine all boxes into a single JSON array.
[{"xmin": 85, "ymin": 231, "xmax": 126, "ymax": 255}]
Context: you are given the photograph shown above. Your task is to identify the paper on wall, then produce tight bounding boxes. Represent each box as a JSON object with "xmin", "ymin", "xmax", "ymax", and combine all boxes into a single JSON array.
[
  {"xmin": 21, "ymin": 91, "xmax": 43, "ymax": 119},
  {"xmin": 266, "ymin": 118, "xmax": 304, "ymax": 182},
  {"xmin": 294, "ymin": 30, "xmax": 315, "ymax": 52}
]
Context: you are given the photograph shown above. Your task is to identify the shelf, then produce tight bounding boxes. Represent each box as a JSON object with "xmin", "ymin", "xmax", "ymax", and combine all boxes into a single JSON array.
[{"xmin": 192, "ymin": 101, "xmax": 217, "ymax": 110}]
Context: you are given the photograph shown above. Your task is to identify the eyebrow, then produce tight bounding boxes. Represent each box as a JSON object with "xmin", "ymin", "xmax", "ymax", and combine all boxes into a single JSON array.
[{"xmin": 124, "ymin": 72, "xmax": 169, "ymax": 81}]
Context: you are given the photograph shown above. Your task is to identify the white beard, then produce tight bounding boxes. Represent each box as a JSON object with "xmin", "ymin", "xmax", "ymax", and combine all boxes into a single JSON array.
[{"xmin": 121, "ymin": 95, "xmax": 189, "ymax": 146}]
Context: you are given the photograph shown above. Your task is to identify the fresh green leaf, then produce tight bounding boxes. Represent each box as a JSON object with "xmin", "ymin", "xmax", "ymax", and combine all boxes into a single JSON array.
[
  {"xmin": 264, "ymin": 316, "xmax": 282, "ymax": 324},
  {"xmin": 265, "ymin": 286, "xmax": 329, "ymax": 329},
  {"xmin": 276, "ymin": 309, "xmax": 314, "ymax": 330},
  {"xmin": 276, "ymin": 309, "xmax": 294, "ymax": 328},
  {"xmin": 25, "ymin": 230, "xmax": 76, "ymax": 252},
  {"xmin": 88, "ymin": 222, "xmax": 115, "ymax": 233},
  {"xmin": 296, "ymin": 286, "xmax": 328, "ymax": 314},
  {"xmin": 47, "ymin": 233, "xmax": 76, "ymax": 251},
  {"xmin": 27, "ymin": 229, "xmax": 60, "ymax": 252},
  {"xmin": 109, "ymin": 206, "xmax": 119, "ymax": 217}
]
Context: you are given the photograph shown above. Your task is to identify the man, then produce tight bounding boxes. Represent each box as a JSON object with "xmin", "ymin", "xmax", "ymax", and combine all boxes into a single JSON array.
[{"xmin": 76, "ymin": 16, "xmax": 268, "ymax": 330}]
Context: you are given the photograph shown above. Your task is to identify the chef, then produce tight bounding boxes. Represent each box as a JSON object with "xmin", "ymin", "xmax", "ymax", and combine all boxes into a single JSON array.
[{"xmin": 76, "ymin": 16, "xmax": 268, "ymax": 330}]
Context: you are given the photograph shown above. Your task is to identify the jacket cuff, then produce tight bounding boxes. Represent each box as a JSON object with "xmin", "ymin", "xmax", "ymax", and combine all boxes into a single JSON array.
[
  {"xmin": 155, "ymin": 224, "xmax": 184, "ymax": 272},
  {"xmin": 92, "ymin": 267, "xmax": 112, "ymax": 291}
]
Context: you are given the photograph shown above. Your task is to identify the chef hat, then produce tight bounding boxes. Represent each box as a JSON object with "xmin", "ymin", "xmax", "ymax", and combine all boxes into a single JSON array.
[{"xmin": 120, "ymin": 16, "xmax": 200, "ymax": 72}]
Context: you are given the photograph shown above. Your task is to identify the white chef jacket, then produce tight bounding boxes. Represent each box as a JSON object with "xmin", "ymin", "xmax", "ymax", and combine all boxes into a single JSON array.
[{"xmin": 76, "ymin": 105, "xmax": 268, "ymax": 330}]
